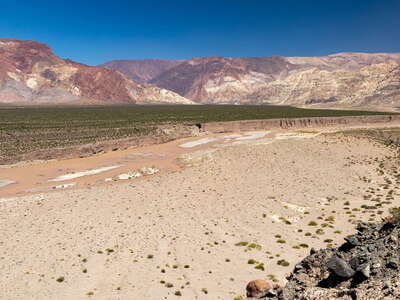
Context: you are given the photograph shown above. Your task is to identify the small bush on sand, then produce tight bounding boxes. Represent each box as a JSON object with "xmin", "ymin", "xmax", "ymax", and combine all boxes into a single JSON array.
[
  {"xmin": 389, "ymin": 207, "xmax": 400, "ymax": 223},
  {"xmin": 277, "ymin": 260, "xmax": 290, "ymax": 267}
]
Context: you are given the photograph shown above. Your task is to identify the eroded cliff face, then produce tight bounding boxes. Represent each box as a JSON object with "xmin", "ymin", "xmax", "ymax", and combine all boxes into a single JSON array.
[
  {"xmin": 0, "ymin": 39, "xmax": 193, "ymax": 104},
  {"xmin": 249, "ymin": 61, "xmax": 400, "ymax": 107},
  {"xmin": 201, "ymin": 115, "xmax": 400, "ymax": 133}
]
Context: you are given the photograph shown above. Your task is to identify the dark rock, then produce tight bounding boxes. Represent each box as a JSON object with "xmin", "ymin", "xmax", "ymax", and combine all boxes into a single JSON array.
[
  {"xmin": 328, "ymin": 256, "xmax": 355, "ymax": 278},
  {"xmin": 359, "ymin": 264, "xmax": 371, "ymax": 278},
  {"xmin": 387, "ymin": 257, "xmax": 399, "ymax": 269},
  {"xmin": 356, "ymin": 222, "xmax": 369, "ymax": 232},
  {"xmin": 247, "ymin": 220, "xmax": 400, "ymax": 299},
  {"xmin": 344, "ymin": 236, "xmax": 359, "ymax": 247},
  {"xmin": 349, "ymin": 256, "xmax": 361, "ymax": 270}
]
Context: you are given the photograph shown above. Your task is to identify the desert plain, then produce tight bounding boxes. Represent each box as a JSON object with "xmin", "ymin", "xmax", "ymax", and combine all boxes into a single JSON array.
[{"xmin": 1, "ymin": 125, "xmax": 400, "ymax": 300}]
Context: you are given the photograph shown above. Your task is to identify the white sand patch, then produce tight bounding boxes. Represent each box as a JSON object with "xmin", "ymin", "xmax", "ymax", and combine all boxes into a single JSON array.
[
  {"xmin": 270, "ymin": 215, "xmax": 283, "ymax": 223},
  {"xmin": 49, "ymin": 165, "xmax": 121, "ymax": 182},
  {"xmin": 235, "ymin": 131, "xmax": 270, "ymax": 141},
  {"xmin": 117, "ymin": 171, "xmax": 142, "ymax": 180},
  {"xmin": 275, "ymin": 132, "xmax": 322, "ymax": 140},
  {"xmin": 0, "ymin": 179, "xmax": 16, "ymax": 188},
  {"xmin": 0, "ymin": 197, "xmax": 19, "ymax": 203},
  {"xmin": 275, "ymin": 133, "xmax": 303, "ymax": 140},
  {"xmin": 317, "ymin": 197, "xmax": 331, "ymax": 206},
  {"xmin": 281, "ymin": 201, "xmax": 309, "ymax": 213},
  {"xmin": 125, "ymin": 153, "xmax": 163, "ymax": 159},
  {"xmin": 253, "ymin": 139, "xmax": 275, "ymax": 146},
  {"xmin": 26, "ymin": 183, "xmax": 76, "ymax": 193},
  {"xmin": 179, "ymin": 137, "xmax": 217, "ymax": 148},
  {"xmin": 55, "ymin": 183, "xmax": 76, "ymax": 189},
  {"xmin": 114, "ymin": 167, "xmax": 159, "ymax": 181},
  {"xmin": 140, "ymin": 167, "xmax": 159, "ymax": 175},
  {"xmin": 222, "ymin": 134, "xmax": 243, "ymax": 139},
  {"xmin": 270, "ymin": 214, "xmax": 300, "ymax": 224}
]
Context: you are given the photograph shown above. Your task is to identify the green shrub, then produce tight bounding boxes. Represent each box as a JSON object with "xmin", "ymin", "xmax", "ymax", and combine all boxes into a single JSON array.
[
  {"xmin": 277, "ymin": 260, "xmax": 290, "ymax": 267},
  {"xmin": 390, "ymin": 207, "xmax": 400, "ymax": 223}
]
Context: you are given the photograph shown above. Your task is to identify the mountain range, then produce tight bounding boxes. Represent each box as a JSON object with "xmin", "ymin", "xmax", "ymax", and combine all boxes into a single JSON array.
[
  {"xmin": 1, "ymin": 38, "xmax": 400, "ymax": 108},
  {"xmin": 0, "ymin": 39, "xmax": 193, "ymax": 104}
]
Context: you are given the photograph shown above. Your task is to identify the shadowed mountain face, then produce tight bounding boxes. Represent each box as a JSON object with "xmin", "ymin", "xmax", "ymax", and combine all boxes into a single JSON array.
[
  {"xmin": 0, "ymin": 39, "xmax": 193, "ymax": 104},
  {"xmin": 104, "ymin": 53, "xmax": 400, "ymax": 107}
]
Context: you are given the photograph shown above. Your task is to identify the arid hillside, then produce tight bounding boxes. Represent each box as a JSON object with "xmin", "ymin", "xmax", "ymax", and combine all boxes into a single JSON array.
[
  {"xmin": 104, "ymin": 53, "xmax": 400, "ymax": 107},
  {"xmin": 0, "ymin": 39, "xmax": 193, "ymax": 104}
]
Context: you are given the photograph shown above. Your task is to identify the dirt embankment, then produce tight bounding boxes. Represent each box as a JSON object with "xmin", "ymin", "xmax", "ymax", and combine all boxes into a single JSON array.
[
  {"xmin": 201, "ymin": 115, "xmax": 400, "ymax": 133},
  {"xmin": 5, "ymin": 115, "xmax": 400, "ymax": 165},
  {"xmin": 6, "ymin": 124, "xmax": 200, "ymax": 165}
]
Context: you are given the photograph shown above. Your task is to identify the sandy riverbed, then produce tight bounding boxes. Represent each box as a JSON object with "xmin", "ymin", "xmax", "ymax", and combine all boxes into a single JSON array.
[{"xmin": 0, "ymin": 127, "xmax": 399, "ymax": 300}]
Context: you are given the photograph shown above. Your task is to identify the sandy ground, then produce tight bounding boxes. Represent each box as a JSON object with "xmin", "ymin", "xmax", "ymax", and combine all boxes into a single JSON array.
[{"xmin": 1, "ymin": 126, "xmax": 400, "ymax": 300}]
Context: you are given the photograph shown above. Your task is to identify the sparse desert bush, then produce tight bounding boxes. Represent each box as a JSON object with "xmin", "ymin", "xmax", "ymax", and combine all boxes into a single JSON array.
[
  {"xmin": 255, "ymin": 263, "xmax": 265, "ymax": 271},
  {"xmin": 235, "ymin": 241, "xmax": 248, "ymax": 247},
  {"xmin": 277, "ymin": 260, "xmax": 290, "ymax": 267},
  {"xmin": 267, "ymin": 274, "xmax": 278, "ymax": 282},
  {"xmin": 0, "ymin": 105, "xmax": 389, "ymax": 164},
  {"xmin": 248, "ymin": 243, "xmax": 262, "ymax": 250},
  {"xmin": 389, "ymin": 207, "xmax": 400, "ymax": 223}
]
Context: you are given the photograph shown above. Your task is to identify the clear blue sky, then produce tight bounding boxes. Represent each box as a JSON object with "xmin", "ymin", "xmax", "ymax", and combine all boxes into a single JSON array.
[{"xmin": 1, "ymin": 0, "xmax": 399, "ymax": 65}]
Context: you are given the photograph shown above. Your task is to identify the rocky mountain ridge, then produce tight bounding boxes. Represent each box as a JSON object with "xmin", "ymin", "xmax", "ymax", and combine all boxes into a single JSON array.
[
  {"xmin": 1, "ymin": 37, "xmax": 399, "ymax": 107},
  {"xmin": 104, "ymin": 53, "xmax": 400, "ymax": 107},
  {"xmin": 0, "ymin": 39, "xmax": 193, "ymax": 104}
]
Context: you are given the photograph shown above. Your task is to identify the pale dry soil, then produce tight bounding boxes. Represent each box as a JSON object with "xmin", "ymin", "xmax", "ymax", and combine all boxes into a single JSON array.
[{"xmin": 0, "ymin": 129, "xmax": 400, "ymax": 300}]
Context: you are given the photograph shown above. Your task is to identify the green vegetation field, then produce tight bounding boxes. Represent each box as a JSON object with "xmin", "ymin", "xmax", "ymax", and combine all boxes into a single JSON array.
[{"xmin": 0, "ymin": 104, "xmax": 394, "ymax": 163}]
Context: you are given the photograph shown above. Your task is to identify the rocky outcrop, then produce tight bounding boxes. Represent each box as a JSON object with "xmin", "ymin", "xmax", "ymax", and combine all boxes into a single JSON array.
[
  {"xmin": 248, "ymin": 61, "xmax": 400, "ymax": 107},
  {"xmin": 103, "ymin": 52, "xmax": 400, "ymax": 108},
  {"xmin": 248, "ymin": 218, "xmax": 400, "ymax": 299},
  {"xmin": 286, "ymin": 52, "xmax": 400, "ymax": 70},
  {"xmin": 0, "ymin": 39, "xmax": 193, "ymax": 104}
]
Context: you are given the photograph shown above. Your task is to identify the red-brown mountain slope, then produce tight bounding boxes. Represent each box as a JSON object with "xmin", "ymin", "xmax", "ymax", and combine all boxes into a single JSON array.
[{"xmin": 0, "ymin": 39, "xmax": 193, "ymax": 104}]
